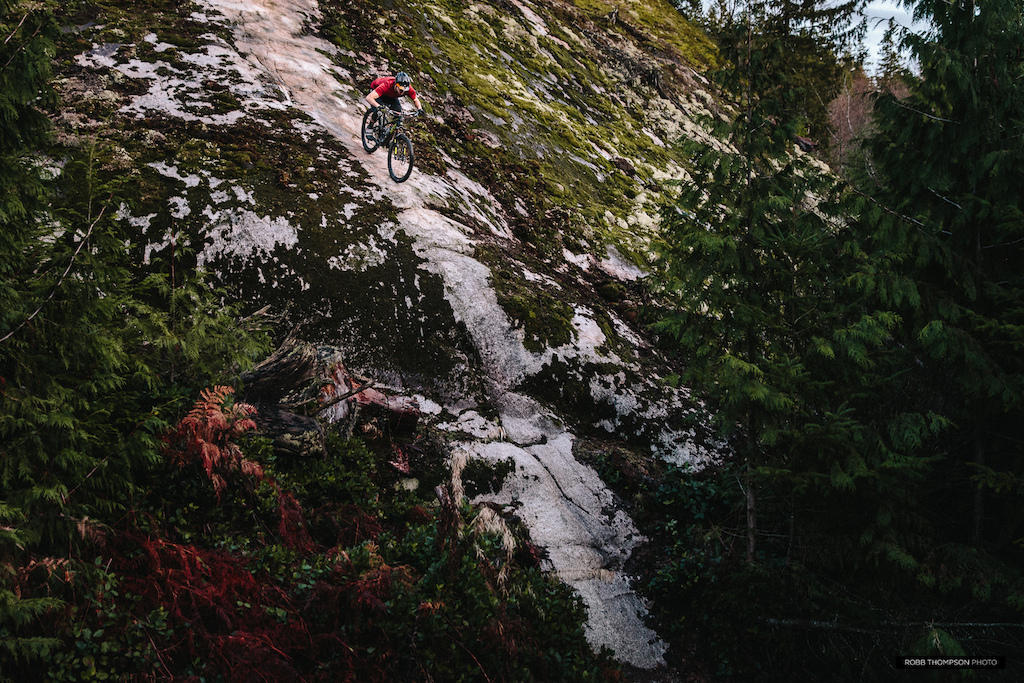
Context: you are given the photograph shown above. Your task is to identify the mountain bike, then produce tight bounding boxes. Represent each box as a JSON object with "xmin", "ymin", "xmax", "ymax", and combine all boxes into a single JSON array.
[{"xmin": 361, "ymin": 107, "xmax": 420, "ymax": 183}]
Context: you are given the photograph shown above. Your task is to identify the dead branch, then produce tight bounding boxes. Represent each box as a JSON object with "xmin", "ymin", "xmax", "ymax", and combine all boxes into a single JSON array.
[{"xmin": 314, "ymin": 381, "xmax": 377, "ymax": 415}]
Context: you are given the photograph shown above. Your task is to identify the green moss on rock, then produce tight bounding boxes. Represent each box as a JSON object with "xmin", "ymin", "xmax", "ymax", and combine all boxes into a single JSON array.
[
  {"xmin": 462, "ymin": 456, "xmax": 515, "ymax": 497},
  {"xmin": 314, "ymin": 0, "xmax": 707, "ymax": 252},
  {"xmin": 476, "ymin": 246, "xmax": 577, "ymax": 353}
]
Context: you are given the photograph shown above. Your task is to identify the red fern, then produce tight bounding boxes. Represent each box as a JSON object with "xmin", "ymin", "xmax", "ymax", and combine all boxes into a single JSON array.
[
  {"xmin": 388, "ymin": 444, "xmax": 411, "ymax": 474},
  {"xmin": 277, "ymin": 490, "xmax": 314, "ymax": 552},
  {"xmin": 342, "ymin": 542, "xmax": 414, "ymax": 614},
  {"xmin": 164, "ymin": 386, "xmax": 262, "ymax": 498},
  {"xmin": 109, "ymin": 533, "xmax": 310, "ymax": 682}
]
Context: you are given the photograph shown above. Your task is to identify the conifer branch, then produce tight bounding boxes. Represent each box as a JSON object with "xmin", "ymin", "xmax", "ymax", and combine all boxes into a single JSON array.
[
  {"xmin": 848, "ymin": 185, "xmax": 926, "ymax": 230},
  {"xmin": 765, "ymin": 617, "xmax": 1024, "ymax": 632},
  {"xmin": 64, "ymin": 454, "xmax": 112, "ymax": 499},
  {"xmin": 2, "ymin": 11, "xmax": 45, "ymax": 70},
  {"xmin": 928, "ymin": 187, "xmax": 963, "ymax": 210},
  {"xmin": 984, "ymin": 235, "xmax": 1024, "ymax": 249},
  {"xmin": 0, "ymin": 198, "xmax": 111, "ymax": 344},
  {"xmin": 890, "ymin": 98, "xmax": 959, "ymax": 124}
]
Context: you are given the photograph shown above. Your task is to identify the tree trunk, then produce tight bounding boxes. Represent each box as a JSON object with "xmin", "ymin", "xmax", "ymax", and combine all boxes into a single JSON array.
[
  {"xmin": 974, "ymin": 430, "xmax": 985, "ymax": 545},
  {"xmin": 746, "ymin": 468, "xmax": 756, "ymax": 563},
  {"xmin": 746, "ymin": 421, "xmax": 757, "ymax": 564}
]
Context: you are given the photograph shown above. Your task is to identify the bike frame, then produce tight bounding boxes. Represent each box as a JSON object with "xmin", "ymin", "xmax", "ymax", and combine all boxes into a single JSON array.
[{"xmin": 376, "ymin": 108, "xmax": 417, "ymax": 139}]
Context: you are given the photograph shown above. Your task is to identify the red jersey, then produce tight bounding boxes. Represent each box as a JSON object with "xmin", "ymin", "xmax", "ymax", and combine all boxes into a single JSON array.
[{"xmin": 371, "ymin": 76, "xmax": 418, "ymax": 100}]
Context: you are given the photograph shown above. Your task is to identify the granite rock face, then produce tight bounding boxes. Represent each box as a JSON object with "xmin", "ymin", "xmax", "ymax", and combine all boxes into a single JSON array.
[{"xmin": 59, "ymin": 0, "xmax": 727, "ymax": 668}]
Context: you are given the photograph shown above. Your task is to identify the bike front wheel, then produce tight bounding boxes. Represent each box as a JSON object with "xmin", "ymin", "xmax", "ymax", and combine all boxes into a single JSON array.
[
  {"xmin": 388, "ymin": 133, "xmax": 414, "ymax": 183},
  {"xmin": 361, "ymin": 108, "xmax": 382, "ymax": 153}
]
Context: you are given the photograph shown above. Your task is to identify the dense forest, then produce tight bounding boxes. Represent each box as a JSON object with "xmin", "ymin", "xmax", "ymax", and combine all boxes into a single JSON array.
[
  {"xmin": 2, "ymin": 0, "xmax": 1023, "ymax": 681},
  {"xmin": 644, "ymin": 0, "xmax": 1024, "ymax": 679}
]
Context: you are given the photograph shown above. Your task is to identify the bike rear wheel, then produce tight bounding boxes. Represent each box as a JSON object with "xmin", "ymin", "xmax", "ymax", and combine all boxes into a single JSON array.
[
  {"xmin": 361, "ymin": 108, "xmax": 382, "ymax": 153},
  {"xmin": 388, "ymin": 133, "xmax": 414, "ymax": 183}
]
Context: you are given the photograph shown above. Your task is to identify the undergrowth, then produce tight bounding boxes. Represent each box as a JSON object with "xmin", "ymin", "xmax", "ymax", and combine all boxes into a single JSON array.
[{"xmin": 5, "ymin": 387, "xmax": 620, "ymax": 682}]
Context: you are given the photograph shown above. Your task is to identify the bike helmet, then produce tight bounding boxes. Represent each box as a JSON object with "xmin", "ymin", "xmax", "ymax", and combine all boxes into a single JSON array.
[{"xmin": 395, "ymin": 72, "xmax": 412, "ymax": 86}]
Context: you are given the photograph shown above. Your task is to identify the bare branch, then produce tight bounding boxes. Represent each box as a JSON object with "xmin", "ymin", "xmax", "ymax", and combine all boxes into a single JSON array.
[
  {"xmin": 3, "ymin": 11, "xmax": 30, "ymax": 45},
  {"xmin": 1, "ymin": 199, "xmax": 112, "ymax": 344},
  {"xmin": 314, "ymin": 382, "xmax": 377, "ymax": 415}
]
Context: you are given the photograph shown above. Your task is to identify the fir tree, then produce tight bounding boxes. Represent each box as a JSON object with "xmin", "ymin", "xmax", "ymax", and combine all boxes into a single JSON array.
[
  {"xmin": 704, "ymin": 0, "xmax": 867, "ymax": 144},
  {"xmin": 0, "ymin": 0, "xmax": 65, "ymax": 668},
  {"xmin": 652, "ymin": 1, "xmax": 874, "ymax": 565},
  {"xmin": 863, "ymin": 0, "xmax": 1024, "ymax": 579}
]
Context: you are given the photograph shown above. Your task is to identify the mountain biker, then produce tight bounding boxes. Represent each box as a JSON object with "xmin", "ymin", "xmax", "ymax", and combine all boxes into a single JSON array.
[{"xmin": 365, "ymin": 72, "xmax": 424, "ymax": 115}]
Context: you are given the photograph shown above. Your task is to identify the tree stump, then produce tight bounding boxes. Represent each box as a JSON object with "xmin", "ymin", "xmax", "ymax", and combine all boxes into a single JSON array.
[{"xmin": 240, "ymin": 337, "xmax": 421, "ymax": 457}]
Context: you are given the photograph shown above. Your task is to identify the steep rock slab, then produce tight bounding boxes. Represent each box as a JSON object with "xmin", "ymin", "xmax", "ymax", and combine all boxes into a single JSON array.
[
  {"xmin": 196, "ymin": 0, "xmax": 671, "ymax": 665},
  {"xmin": 444, "ymin": 390, "xmax": 666, "ymax": 668},
  {"xmin": 192, "ymin": 0, "xmax": 720, "ymax": 464},
  {"xmin": 66, "ymin": 0, "xmax": 722, "ymax": 667}
]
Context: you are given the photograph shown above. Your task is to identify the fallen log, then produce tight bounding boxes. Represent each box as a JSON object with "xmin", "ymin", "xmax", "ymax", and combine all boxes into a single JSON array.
[
  {"xmin": 240, "ymin": 334, "xmax": 317, "ymax": 404},
  {"xmin": 319, "ymin": 363, "xmax": 420, "ymax": 433}
]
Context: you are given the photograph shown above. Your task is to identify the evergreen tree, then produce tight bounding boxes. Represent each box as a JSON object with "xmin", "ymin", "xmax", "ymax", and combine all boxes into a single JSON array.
[
  {"xmin": 876, "ymin": 18, "xmax": 909, "ymax": 82},
  {"xmin": 0, "ymin": 0, "xmax": 56, "ymax": 324},
  {"xmin": 862, "ymin": 0, "xmax": 1024, "ymax": 582},
  {"xmin": 651, "ymin": 0, "xmax": 897, "ymax": 567},
  {"xmin": 704, "ymin": 0, "xmax": 867, "ymax": 143},
  {"xmin": 646, "ymin": 1, "xmax": 1008, "ymax": 676},
  {"xmin": 0, "ymin": 0, "xmax": 65, "ymax": 665}
]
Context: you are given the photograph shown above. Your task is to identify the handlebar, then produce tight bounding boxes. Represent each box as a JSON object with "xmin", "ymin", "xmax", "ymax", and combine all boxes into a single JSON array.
[{"xmin": 378, "ymin": 107, "xmax": 423, "ymax": 118}]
